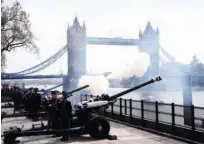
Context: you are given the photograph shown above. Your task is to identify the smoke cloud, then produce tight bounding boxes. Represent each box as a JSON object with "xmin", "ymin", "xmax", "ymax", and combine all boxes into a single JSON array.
[
  {"xmin": 107, "ymin": 52, "xmax": 150, "ymax": 79},
  {"xmin": 78, "ymin": 49, "xmax": 150, "ymax": 94},
  {"xmin": 78, "ymin": 75, "xmax": 109, "ymax": 95}
]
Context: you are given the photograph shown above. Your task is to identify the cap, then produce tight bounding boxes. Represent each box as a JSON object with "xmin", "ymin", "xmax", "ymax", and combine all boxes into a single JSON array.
[
  {"xmin": 51, "ymin": 91, "xmax": 57, "ymax": 95},
  {"xmin": 56, "ymin": 90, "xmax": 61, "ymax": 94},
  {"xmin": 62, "ymin": 91, "xmax": 68, "ymax": 98},
  {"xmin": 33, "ymin": 88, "xmax": 38, "ymax": 92},
  {"xmin": 29, "ymin": 87, "xmax": 33, "ymax": 90}
]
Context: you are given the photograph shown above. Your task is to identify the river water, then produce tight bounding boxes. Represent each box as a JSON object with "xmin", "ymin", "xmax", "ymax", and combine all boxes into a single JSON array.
[{"xmin": 28, "ymin": 84, "xmax": 204, "ymax": 107}]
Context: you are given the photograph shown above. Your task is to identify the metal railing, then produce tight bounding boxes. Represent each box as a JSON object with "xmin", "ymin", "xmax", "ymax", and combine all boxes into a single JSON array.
[{"xmin": 81, "ymin": 94, "xmax": 204, "ymax": 143}]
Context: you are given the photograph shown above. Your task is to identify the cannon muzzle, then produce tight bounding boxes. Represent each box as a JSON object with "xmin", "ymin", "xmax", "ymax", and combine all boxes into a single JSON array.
[
  {"xmin": 42, "ymin": 81, "xmax": 72, "ymax": 96},
  {"xmin": 67, "ymin": 85, "xmax": 89, "ymax": 95},
  {"xmin": 108, "ymin": 76, "xmax": 162, "ymax": 101}
]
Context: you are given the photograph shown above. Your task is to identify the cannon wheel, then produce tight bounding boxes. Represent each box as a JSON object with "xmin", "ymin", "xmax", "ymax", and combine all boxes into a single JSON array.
[{"xmin": 86, "ymin": 116, "xmax": 110, "ymax": 139}]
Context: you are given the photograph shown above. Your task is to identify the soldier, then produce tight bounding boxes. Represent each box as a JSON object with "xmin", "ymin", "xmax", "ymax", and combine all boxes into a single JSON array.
[
  {"xmin": 47, "ymin": 91, "xmax": 60, "ymax": 137},
  {"xmin": 13, "ymin": 87, "xmax": 23, "ymax": 111},
  {"xmin": 29, "ymin": 88, "xmax": 41, "ymax": 121},
  {"xmin": 22, "ymin": 88, "xmax": 28, "ymax": 98},
  {"xmin": 23, "ymin": 87, "xmax": 33, "ymax": 118},
  {"xmin": 59, "ymin": 91, "xmax": 72, "ymax": 141},
  {"xmin": 23, "ymin": 87, "xmax": 33, "ymax": 106}
]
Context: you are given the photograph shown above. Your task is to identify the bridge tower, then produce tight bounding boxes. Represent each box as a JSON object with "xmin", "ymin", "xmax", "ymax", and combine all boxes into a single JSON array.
[
  {"xmin": 63, "ymin": 17, "xmax": 87, "ymax": 91},
  {"xmin": 139, "ymin": 22, "xmax": 160, "ymax": 77}
]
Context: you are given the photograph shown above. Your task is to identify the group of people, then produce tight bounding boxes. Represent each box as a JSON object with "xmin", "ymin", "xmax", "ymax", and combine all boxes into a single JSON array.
[
  {"xmin": 23, "ymin": 87, "xmax": 42, "ymax": 121},
  {"xmin": 47, "ymin": 90, "xmax": 72, "ymax": 141},
  {"xmin": 23, "ymin": 88, "xmax": 72, "ymax": 141},
  {"xmin": 6, "ymin": 85, "xmax": 72, "ymax": 141}
]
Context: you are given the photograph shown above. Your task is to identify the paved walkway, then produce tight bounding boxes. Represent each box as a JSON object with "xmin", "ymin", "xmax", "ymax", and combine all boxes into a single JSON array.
[{"xmin": 1, "ymin": 108, "xmax": 186, "ymax": 144}]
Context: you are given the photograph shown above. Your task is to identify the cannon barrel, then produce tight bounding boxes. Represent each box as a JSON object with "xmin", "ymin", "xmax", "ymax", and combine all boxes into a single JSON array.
[
  {"xmin": 1, "ymin": 104, "xmax": 24, "ymax": 109},
  {"xmin": 42, "ymin": 80, "xmax": 73, "ymax": 95},
  {"xmin": 109, "ymin": 76, "xmax": 162, "ymax": 101},
  {"xmin": 67, "ymin": 85, "xmax": 89, "ymax": 95},
  {"xmin": 1, "ymin": 127, "xmax": 83, "ymax": 137},
  {"xmin": 1, "ymin": 112, "xmax": 47, "ymax": 121},
  {"xmin": 43, "ymin": 82, "xmax": 89, "ymax": 96},
  {"xmin": 2, "ymin": 128, "xmax": 80, "ymax": 144}
]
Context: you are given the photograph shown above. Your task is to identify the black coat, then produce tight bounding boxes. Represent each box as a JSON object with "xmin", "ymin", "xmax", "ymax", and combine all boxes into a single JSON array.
[
  {"xmin": 12, "ymin": 91, "xmax": 22, "ymax": 105},
  {"xmin": 23, "ymin": 92, "xmax": 32, "ymax": 110},
  {"xmin": 59, "ymin": 99, "xmax": 72, "ymax": 122},
  {"xmin": 33, "ymin": 93, "xmax": 41, "ymax": 111},
  {"xmin": 28, "ymin": 93, "xmax": 41, "ymax": 112},
  {"xmin": 47, "ymin": 98, "xmax": 60, "ymax": 130}
]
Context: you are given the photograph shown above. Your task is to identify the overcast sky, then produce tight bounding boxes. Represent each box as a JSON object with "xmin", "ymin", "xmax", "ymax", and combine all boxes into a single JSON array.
[{"xmin": 5, "ymin": 0, "xmax": 204, "ymax": 74}]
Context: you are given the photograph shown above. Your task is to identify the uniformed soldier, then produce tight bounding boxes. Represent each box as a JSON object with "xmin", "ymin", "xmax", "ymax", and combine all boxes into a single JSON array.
[
  {"xmin": 59, "ymin": 91, "xmax": 72, "ymax": 141},
  {"xmin": 23, "ymin": 87, "xmax": 33, "ymax": 119},
  {"xmin": 13, "ymin": 87, "xmax": 23, "ymax": 111},
  {"xmin": 47, "ymin": 90, "xmax": 60, "ymax": 137},
  {"xmin": 11, "ymin": 86, "xmax": 17, "ymax": 105},
  {"xmin": 29, "ymin": 88, "xmax": 41, "ymax": 121},
  {"xmin": 23, "ymin": 87, "xmax": 33, "ymax": 110}
]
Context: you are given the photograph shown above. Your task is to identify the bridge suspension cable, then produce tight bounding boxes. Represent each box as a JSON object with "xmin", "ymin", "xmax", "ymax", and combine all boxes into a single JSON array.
[
  {"xmin": 160, "ymin": 47, "xmax": 175, "ymax": 62},
  {"xmin": 3, "ymin": 45, "xmax": 68, "ymax": 76},
  {"xmin": 159, "ymin": 57, "xmax": 167, "ymax": 64}
]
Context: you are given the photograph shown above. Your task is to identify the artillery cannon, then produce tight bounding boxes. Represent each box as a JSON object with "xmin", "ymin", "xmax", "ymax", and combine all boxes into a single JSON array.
[
  {"xmin": 2, "ymin": 76, "xmax": 162, "ymax": 144},
  {"xmin": 1, "ymin": 85, "xmax": 89, "ymax": 121}
]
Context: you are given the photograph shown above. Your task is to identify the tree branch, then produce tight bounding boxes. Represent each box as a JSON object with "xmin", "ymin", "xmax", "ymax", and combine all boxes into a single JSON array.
[
  {"xmin": 1, "ymin": 35, "xmax": 15, "ymax": 49},
  {"xmin": 1, "ymin": 0, "xmax": 39, "ymax": 69}
]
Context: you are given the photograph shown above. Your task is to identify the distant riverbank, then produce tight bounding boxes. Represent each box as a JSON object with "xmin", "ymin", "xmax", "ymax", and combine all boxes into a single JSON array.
[{"xmin": 192, "ymin": 86, "xmax": 204, "ymax": 91}]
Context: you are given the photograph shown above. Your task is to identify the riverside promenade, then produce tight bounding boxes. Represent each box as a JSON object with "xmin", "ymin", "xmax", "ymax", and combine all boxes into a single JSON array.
[{"xmin": 1, "ymin": 108, "xmax": 186, "ymax": 144}]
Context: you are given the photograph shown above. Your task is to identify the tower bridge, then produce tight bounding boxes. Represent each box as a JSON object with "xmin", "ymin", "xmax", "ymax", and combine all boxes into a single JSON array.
[{"xmin": 1, "ymin": 17, "xmax": 193, "ymax": 89}]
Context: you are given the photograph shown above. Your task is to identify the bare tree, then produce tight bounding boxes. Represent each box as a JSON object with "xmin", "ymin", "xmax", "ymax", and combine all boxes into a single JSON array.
[
  {"xmin": 1, "ymin": 52, "xmax": 6, "ymax": 71},
  {"xmin": 1, "ymin": 0, "xmax": 39, "ymax": 71}
]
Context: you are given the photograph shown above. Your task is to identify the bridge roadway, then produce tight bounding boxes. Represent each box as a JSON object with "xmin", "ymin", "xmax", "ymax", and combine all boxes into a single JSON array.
[
  {"xmin": 87, "ymin": 37, "xmax": 140, "ymax": 46},
  {"xmin": 1, "ymin": 72, "xmax": 112, "ymax": 80},
  {"xmin": 1, "ymin": 74, "xmax": 64, "ymax": 80},
  {"xmin": 1, "ymin": 107, "xmax": 186, "ymax": 144}
]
